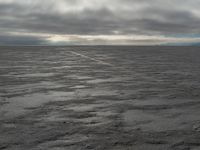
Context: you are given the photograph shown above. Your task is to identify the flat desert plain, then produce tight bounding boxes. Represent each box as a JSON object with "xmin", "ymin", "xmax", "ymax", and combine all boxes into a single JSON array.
[{"xmin": 1, "ymin": 46, "xmax": 200, "ymax": 150}]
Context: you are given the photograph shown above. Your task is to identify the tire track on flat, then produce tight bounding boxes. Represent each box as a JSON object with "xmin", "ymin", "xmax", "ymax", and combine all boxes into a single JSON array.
[{"xmin": 69, "ymin": 51, "xmax": 113, "ymax": 67}]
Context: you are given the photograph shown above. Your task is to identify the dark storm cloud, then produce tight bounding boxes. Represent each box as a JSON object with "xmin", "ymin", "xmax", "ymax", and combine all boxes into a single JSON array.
[
  {"xmin": 0, "ymin": 0, "xmax": 200, "ymax": 45},
  {"xmin": 0, "ymin": 6, "xmax": 119, "ymax": 35}
]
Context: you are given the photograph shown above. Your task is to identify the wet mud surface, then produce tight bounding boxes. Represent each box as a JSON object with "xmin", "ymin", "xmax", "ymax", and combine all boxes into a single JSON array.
[{"xmin": 1, "ymin": 46, "xmax": 200, "ymax": 150}]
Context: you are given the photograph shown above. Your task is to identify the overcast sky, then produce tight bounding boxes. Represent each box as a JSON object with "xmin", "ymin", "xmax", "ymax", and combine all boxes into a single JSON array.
[{"xmin": 1, "ymin": 0, "xmax": 200, "ymax": 45}]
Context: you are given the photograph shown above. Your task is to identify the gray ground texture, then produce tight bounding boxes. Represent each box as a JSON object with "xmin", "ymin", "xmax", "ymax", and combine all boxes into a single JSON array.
[{"xmin": 0, "ymin": 46, "xmax": 200, "ymax": 150}]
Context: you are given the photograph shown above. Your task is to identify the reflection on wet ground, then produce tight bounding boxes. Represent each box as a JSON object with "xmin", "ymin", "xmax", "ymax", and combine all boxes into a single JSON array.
[{"xmin": 1, "ymin": 46, "xmax": 200, "ymax": 150}]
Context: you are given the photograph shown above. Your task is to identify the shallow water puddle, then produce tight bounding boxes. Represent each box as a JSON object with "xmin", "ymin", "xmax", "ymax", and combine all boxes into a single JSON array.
[
  {"xmin": 67, "ymin": 75, "xmax": 93, "ymax": 80},
  {"xmin": 16, "ymin": 72, "xmax": 56, "ymax": 78},
  {"xmin": 4, "ymin": 81, "xmax": 64, "ymax": 91},
  {"xmin": 37, "ymin": 134, "xmax": 89, "ymax": 149},
  {"xmin": 74, "ymin": 88, "xmax": 118, "ymax": 97},
  {"xmin": 42, "ymin": 111, "xmax": 69, "ymax": 122},
  {"xmin": 69, "ymin": 103, "xmax": 106, "ymax": 112},
  {"xmin": 86, "ymin": 77, "xmax": 125, "ymax": 84},
  {"xmin": 131, "ymin": 98, "xmax": 198, "ymax": 106},
  {"xmin": 123, "ymin": 105, "xmax": 200, "ymax": 132},
  {"xmin": 1, "ymin": 81, "xmax": 65, "ymax": 97},
  {"xmin": 52, "ymin": 65, "xmax": 72, "ymax": 69},
  {"xmin": 0, "ymin": 91, "xmax": 74, "ymax": 118},
  {"xmin": 70, "ymin": 85, "xmax": 87, "ymax": 89}
]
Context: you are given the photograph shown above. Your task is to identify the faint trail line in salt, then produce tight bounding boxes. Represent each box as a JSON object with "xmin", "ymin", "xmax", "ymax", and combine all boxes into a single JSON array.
[{"xmin": 69, "ymin": 51, "xmax": 113, "ymax": 66}]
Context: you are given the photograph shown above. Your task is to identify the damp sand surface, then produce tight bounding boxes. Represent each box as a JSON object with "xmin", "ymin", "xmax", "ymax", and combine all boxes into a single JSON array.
[{"xmin": 1, "ymin": 46, "xmax": 200, "ymax": 150}]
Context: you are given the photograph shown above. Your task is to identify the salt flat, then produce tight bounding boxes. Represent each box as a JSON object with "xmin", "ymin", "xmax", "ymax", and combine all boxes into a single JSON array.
[{"xmin": 0, "ymin": 46, "xmax": 200, "ymax": 150}]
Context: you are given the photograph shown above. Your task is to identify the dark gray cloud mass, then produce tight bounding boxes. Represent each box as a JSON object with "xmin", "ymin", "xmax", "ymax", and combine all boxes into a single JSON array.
[{"xmin": 0, "ymin": 0, "xmax": 200, "ymax": 45}]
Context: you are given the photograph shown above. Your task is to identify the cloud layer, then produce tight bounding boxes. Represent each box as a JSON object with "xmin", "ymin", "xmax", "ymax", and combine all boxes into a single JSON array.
[{"xmin": 1, "ymin": 0, "xmax": 200, "ymax": 45}]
